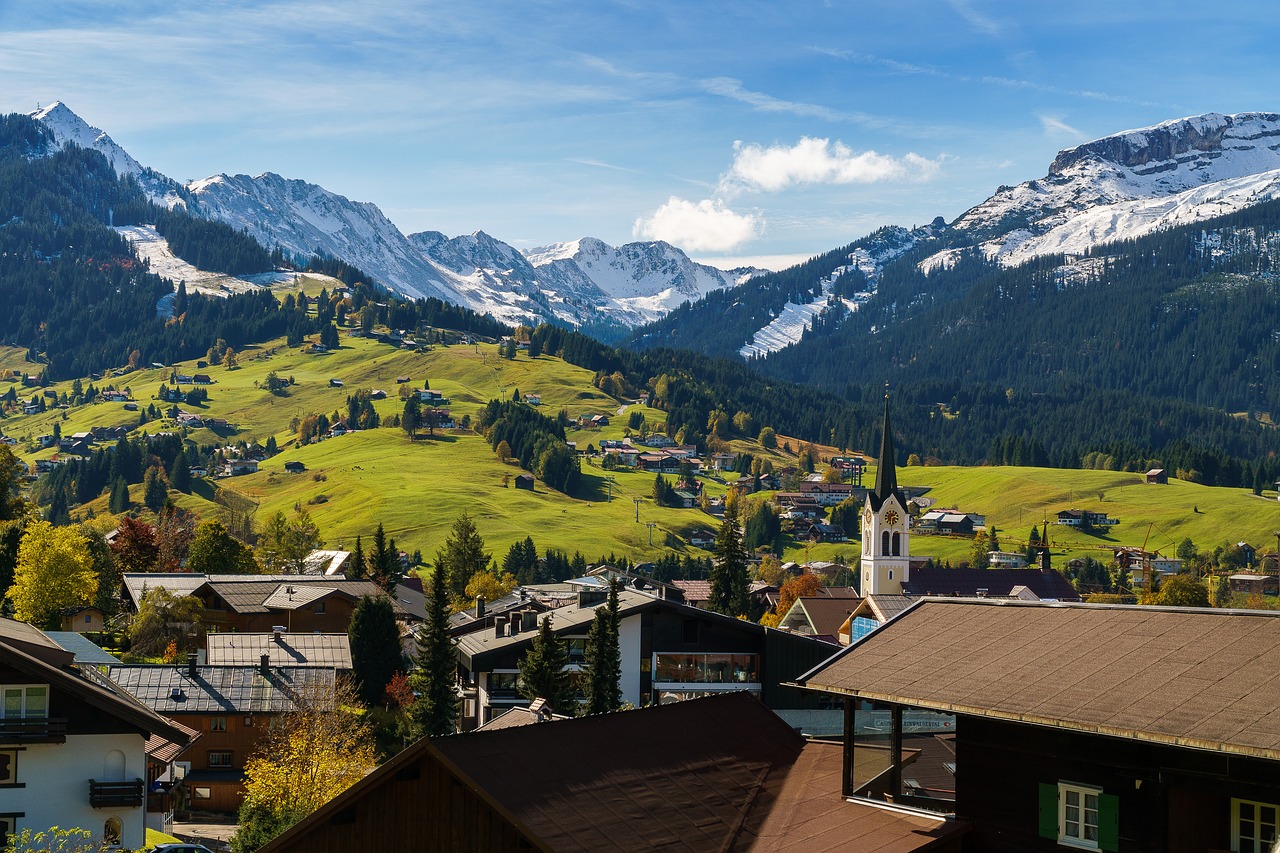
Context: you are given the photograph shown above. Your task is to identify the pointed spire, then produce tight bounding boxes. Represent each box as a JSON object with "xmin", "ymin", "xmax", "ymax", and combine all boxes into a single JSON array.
[{"xmin": 874, "ymin": 388, "xmax": 898, "ymax": 502}]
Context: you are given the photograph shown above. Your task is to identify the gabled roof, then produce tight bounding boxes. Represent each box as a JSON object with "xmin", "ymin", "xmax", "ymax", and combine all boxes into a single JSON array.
[
  {"xmin": 146, "ymin": 717, "xmax": 200, "ymax": 765},
  {"xmin": 257, "ymin": 692, "xmax": 966, "ymax": 853},
  {"xmin": 205, "ymin": 633, "xmax": 353, "ymax": 668},
  {"xmin": 779, "ymin": 597, "xmax": 860, "ymax": 640},
  {"xmin": 799, "ymin": 599, "xmax": 1280, "ymax": 761},
  {"xmin": 852, "ymin": 594, "xmax": 919, "ymax": 624},
  {"xmin": 0, "ymin": 619, "xmax": 190, "ymax": 746},
  {"xmin": 46, "ymin": 631, "xmax": 122, "ymax": 665},
  {"xmin": 109, "ymin": 664, "xmax": 336, "ymax": 714}
]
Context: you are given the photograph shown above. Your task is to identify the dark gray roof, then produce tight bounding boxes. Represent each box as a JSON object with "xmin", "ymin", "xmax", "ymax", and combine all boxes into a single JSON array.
[
  {"xmin": 205, "ymin": 633, "xmax": 353, "ymax": 668},
  {"xmin": 903, "ymin": 566, "xmax": 1081, "ymax": 601},
  {"xmin": 46, "ymin": 631, "xmax": 122, "ymax": 665},
  {"xmin": 108, "ymin": 664, "xmax": 336, "ymax": 714}
]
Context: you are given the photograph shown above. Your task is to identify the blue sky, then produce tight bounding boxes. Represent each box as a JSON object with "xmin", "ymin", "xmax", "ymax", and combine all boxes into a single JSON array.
[{"xmin": 2, "ymin": 1, "xmax": 1277, "ymax": 269}]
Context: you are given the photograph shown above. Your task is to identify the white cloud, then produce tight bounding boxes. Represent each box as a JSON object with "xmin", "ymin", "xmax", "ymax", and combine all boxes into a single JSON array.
[
  {"xmin": 1038, "ymin": 114, "xmax": 1087, "ymax": 140},
  {"xmin": 725, "ymin": 137, "xmax": 942, "ymax": 193},
  {"xmin": 633, "ymin": 197, "xmax": 761, "ymax": 253}
]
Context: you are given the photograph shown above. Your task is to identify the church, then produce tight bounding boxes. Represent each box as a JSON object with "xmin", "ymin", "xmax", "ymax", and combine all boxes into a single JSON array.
[{"xmin": 861, "ymin": 399, "xmax": 912, "ymax": 595}]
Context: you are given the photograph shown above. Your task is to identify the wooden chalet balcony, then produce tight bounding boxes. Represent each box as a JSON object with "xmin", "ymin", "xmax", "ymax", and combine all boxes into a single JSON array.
[
  {"xmin": 89, "ymin": 778, "xmax": 146, "ymax": 808},
  {"xmin": 0, "ymin": 716, "xmax": 68, "ymax": 744}
]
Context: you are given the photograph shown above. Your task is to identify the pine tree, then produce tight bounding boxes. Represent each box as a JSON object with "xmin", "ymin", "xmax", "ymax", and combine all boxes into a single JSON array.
[
  {"xmin": 108, "ymin": 476, "xmax": 130, "ymax": 514},
  {"xmin": 410, "ymin": 563, "xmax": 458, "ymax": 738},
  {"xmin": 435, "ymin": 513, "xmax": 491, "ymax": 603},
  {"xmin": 709, "ymin": 502, "xmax": 749, "ymax": 616},
  {"xmin": 367, "ymin": 523, "xmax": 402, "ymax": 593},
  {"xmin": 518, "ymin": 615, "xmax": 576, "ymax": 717},
  {"xmin": 347, "ymin": 535, "xmax": 366, "ymax": 580},
  {"xmin": 142, "ymin": 465, "xmax": 169, "ymax": 514},
  {"xmin": 348, "ymin": 595, "xmax": 403, "ymax": 706},
  {"xmin": 583, "ymin": 581, "xmax": 622, "ymax": 715},
  {"xmin": 169, "ymin": 447, "xmax": 192, "ymax": 494}
]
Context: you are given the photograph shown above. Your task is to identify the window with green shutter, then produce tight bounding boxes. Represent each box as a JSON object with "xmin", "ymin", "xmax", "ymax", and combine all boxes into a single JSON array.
[{"xmin": 1039, "ymin": 781, "xmax": 1117, "ymax": 851}]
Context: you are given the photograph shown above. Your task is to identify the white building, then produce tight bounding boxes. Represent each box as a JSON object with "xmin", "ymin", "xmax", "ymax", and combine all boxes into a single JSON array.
[{"xmin": 0, "ymin": 619, "xmax": 192, "ymax": 847}]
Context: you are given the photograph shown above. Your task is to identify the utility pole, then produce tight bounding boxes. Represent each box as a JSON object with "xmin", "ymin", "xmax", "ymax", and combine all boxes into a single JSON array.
[
  {"xmin": 633, "ymin": 498, "xmax": 641, "ymax": 523},
  {"xmin": 646, "ymin": 522, "xmax": 657, "ymax": 546},
  {"xmin": 605, "ymin": 475, "xmax": 614, "ymax": 502}
]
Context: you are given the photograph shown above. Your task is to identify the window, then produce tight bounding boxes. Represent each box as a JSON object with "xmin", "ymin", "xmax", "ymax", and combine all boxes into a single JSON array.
[
  {"xmin": 314, "ymin": 601, "xmax": 326, "ymax": 614},
  {"xmin": 1, "ymin": 686, "xmax": 47, "ymax": 719},
  {"xmin": 0, "ymin": 750, "xmax": 18, "ymax": 786},
  {"xmin": 565, "ymin": 637, "xmax": 587, "ymax": 663},
  {"xmin": 654, "ymin": 653, "xmax": 758, "ymax": 684},
  {"xmin": 193, "ymin": 787, "xmax": 211, "ymax": 800},
  {"xmin": 209, "ymin": 716, "xmax": 227, "ymax": 732},
  {"xmin": 0, "ymin": 815, "xmax": 21, "ymax": 844},
  {"xmin": 881, "ymin": 531, "xmax": 890, "ymax": 555},
  {"xmin": 208, "ymin": 750, "xmax": 232, "ymax": 768},
  {"xmin": 1233, "ymin": 798, "xmax": 1279, "ymax": 853},
  {"xmin": 1038, "ymin": 781, "xmax": 1118, "ymax": 852},
  {"xmin": 488, "ymin": 672, "xmax": 519, "ymax": 699},
  {"xmin": 103, "ymin": 817, "xmax": 121, "ymax": 846},
  {"xmin": 243, "ymin": 716, "xmax": 254, "ymax": 728},
  {"xmin": 891, "ymin": 532, "xmax": 901, "ymax": 556}
]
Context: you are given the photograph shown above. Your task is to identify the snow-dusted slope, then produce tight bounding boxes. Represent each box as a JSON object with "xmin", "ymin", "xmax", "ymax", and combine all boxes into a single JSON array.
[
  {"xmin": 186, "ymin": 172, "xmax": 458, "ymax": 303},
  {"xmin": 922, "ymin": 112, "xmax": 1280, "ymax": 272}
]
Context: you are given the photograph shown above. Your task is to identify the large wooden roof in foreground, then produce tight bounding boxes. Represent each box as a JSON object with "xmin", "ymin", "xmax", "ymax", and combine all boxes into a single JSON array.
[{"xmin": 798, "ymin": 599, "xmax": 1280, "ymax": 760}]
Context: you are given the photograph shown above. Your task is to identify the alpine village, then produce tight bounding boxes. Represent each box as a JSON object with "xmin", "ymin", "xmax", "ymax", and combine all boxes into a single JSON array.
[{"xmin": 6, "ymin": 57, "xmax": 1280, "ymax": 853}]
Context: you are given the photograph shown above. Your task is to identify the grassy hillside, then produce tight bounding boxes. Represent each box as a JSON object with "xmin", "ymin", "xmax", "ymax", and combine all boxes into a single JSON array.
[{"xmin": 6, "ymin": 333, "xmax": 1276, "ymax": 572}]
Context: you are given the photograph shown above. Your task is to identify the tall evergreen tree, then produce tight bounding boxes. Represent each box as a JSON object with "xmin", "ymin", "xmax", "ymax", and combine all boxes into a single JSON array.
[
  {"xmin": 169, "ymin": 447, "xmax": 192, "ymax": 493},
  {"xmin": 709, "ymin": 502, "xmax": 750, "ymax": 616},
  {"xmin": 518, "ymin": 615, "xmax": 577, "ymax": 717},
  {"xmin": 348, "ymin": 595, "xmax": 404, "ymax": 706},
  {"xmin": 347, "ymin": 534, "xmax": 366, "ymax": 580},
  {"xmin": 142, "ymin": 465, "xmax": 169, "ymax": 514},
  {"xmin": 108, "ymin": 476, "xmax": 130, "ymax": 514},
  {"xmin": 367, "ymin": 523, "xmax": 402, "ymax": 593},
  {"xmin": 410, "ymin": 564, "xmax": 458, "ymax": 738},
  {"xmin": 582, "ymin": 581, "xmax": 622, "ymax": 715},
  {"xmin": 435, "ymin": 513, "xmax": 491, "ymax": 603}
]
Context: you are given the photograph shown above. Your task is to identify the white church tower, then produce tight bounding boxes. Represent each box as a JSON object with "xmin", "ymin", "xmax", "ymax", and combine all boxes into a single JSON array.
[{"xmin": 861, "ymin": 396, "xmax": 910, "ymax": 595}]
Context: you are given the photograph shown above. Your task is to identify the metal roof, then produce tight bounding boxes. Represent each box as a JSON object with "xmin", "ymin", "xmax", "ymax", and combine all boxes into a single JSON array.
[
  {"xmin": 799, "ymin": 599, "xmax": 1280, "ymax": 761},
  {"xmin": 46, "ymin": 631, "xmax": 122, "ymax": 665},
  {"xmin": 108, "ymin": 664, "xmax": 336, "ymax": 714},
  {"xmin": 205, "ymin": 633, "xmax": 353, "ymax": 669}
]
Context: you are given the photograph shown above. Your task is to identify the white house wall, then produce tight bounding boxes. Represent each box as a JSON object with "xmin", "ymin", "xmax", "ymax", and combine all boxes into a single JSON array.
[
  {"xmin": 619, "ymin": 614, "xmax": 642, "ymax": 707},
  {"xmin": 9, "ymin": 732, "xmax": 146, "ymax": 849}
]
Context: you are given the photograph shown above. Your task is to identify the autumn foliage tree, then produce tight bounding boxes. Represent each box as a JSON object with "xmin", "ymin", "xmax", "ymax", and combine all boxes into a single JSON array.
[
  {"xmin": 12, "ymin": 520, "xmax": 97, "ymax": 629},
  {"xmin": 233, "ymin": 679, "xmax": 377, "ymax": 852}
]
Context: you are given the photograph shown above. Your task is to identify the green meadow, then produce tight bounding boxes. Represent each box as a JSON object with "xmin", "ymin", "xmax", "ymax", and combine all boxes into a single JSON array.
[{"xmin": 5, "ymin": 334, "xmax": 1277, "ymax": 569}]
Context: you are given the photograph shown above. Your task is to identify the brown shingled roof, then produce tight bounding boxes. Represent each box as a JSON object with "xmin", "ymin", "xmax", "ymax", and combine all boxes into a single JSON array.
[{"xmin": 799, "ymin": 599, "xmax": 1280, "ymax": 760}]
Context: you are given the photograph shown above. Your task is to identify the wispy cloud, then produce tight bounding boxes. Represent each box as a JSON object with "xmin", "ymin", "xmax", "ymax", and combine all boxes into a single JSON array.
[
  {"xmin": 943, "ymin": 0, "xmax": 1005, "ymax": 36},
  {"xmin": 724, "ymin": 138, "xmax": 942, "ymax": 193},
  {"xmin": 1038, "ymin": 114, "xmax": 1087, "ymax": 140},
  {"xmin": 634, "ymin": 197, "xmax": 761, "ymax": 253},
  {"xmin": 569, "ymin": 158, "xmax": 642, "ymax": 173}
]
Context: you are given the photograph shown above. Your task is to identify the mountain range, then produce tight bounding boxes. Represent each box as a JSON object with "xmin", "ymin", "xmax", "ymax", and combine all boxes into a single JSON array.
[{"xmin": 30, "ymin": 102, "xmax": 758, "ymax": 336}]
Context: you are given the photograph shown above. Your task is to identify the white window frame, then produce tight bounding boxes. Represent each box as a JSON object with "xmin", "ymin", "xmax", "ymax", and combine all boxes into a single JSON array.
[
  {"xmin": 1, "ymin": 685, "xmax": 48, "ymax": 719},
  {"xmin": 1058, "ymin": 781, "xmax": 1102, "ymax": 850},
  {"xmin": 1232, "ymin": 797, "xmax": 1279, "ymax": 853}
]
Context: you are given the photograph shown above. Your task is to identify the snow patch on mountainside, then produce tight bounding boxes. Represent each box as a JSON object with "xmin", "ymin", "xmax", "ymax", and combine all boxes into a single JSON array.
[{"xmin": 115, "ymin": 225, "xmax": 299, "ymax": 316}]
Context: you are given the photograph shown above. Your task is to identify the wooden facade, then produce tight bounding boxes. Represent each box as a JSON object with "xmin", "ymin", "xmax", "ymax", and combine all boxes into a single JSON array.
[
  {"xmin": 170, "ymin": 711, "xmax": 264, "ymax": 813},
  {"xmin": 198, "ymin": 591, "xmax": 361, "ymax": 635},
  {"xmin": 956, "ymin": 715, "xmax": 1279, "ymax": 853}
]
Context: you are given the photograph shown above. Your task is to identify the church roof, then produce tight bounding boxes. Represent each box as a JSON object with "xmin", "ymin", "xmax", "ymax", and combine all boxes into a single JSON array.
[{"xmin": 868, "ymin": 396, "xmax": 904, "ymax": 512}]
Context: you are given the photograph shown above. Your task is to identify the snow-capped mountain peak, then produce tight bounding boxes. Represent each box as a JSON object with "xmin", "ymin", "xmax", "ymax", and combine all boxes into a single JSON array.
[
  {"xmin": 30, "ymin": 101, "xmax": 145, "ymax": 178},
  {"xmin": 921, "ymin": 111, "xmax": 1280, "ymax": 272}
]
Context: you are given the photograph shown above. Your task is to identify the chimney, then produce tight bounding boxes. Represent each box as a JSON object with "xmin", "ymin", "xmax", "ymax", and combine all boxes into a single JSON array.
[
  {"xmin": 259, "ymin": 653, "xmax": 270, "ymax": 677},
  {"xmin": 273, "ymin": 628, "xmax": 282, "ymax": 643},
  {"xmin": 509, "ymin": 613, "xmax": 521, "ymax": 635},
  {"xmin": 186, "ymin": 652, "xmax": 198, "ymax": 679},
  {"xmin": 475, "ymin": 595, "xmax": 486, "ymax": 619},
  {"xmin": 494, "ymin": 616, "xmax": 508, "ymax": 639},
  {"xmin": 522, "ymin": 610, "xmax": 537, "ymax": 632}
]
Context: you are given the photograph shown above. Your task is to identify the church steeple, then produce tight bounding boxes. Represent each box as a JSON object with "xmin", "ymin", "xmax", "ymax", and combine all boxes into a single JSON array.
[{"xmin": 873, "ymin": 393, "xmax": 897, "ymax": 503}]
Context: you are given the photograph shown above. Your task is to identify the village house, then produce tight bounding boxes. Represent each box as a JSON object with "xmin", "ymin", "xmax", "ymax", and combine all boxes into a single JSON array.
[
  {"xmin": 253, "ymin": 691, "xmax": 968, "ymax": 853},
  {"xmin": 417, "ymin": 388, "xmax": 448, "ymax": 405},
  {"xmin": 121, "ymin": 574, "xmax": 425, "ymax": 639},
  {"xmin": 514, "ymin": 473, "xmax": 535, "ymax": 490},
  {"xmin": 110, "ymin": 656, "xmax": 336, "ymax": 814},
  {"xmin": 283, "ymin": 460, "xmax": 306, "ymax": 473},
  {"xmin": 455, "ymin": 587, "xmax": 833, "ymax": 731},
  {"xmin": 1056, "ymin": 508, "xmax": 1119, "ymax": 528},
  {"xmin": 0, "ymin": 618, "xmax": 193, "ymax": 848},
  {"xmin": 687, "ymin": 528, "xmax": 716, "ymax": 548},
  {"xmin": 796, "ymin": 599, "xmax": 1280, "ymax": 853},
  {"xmin": 797, "ymin": 480, "xmax": 855, "ymax": 506},
  {"xmin": 1144, "ymin": 467, "xmax": 1168, "ymax": 484}
]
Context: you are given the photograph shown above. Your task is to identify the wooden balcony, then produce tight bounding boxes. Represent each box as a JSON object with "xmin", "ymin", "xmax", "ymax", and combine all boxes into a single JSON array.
[
  {"xmin": 0, "ymin": 717, "xmax": 68, "ymax": 744},
  {"xmin": 89, "ymin": 778, "xmax": 146, "ymax": 808}
]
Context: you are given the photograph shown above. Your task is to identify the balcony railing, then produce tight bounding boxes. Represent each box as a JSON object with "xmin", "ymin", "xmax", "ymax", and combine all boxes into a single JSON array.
[
  {"xmin": 0, "ymin": 717, "xmax": 68, "ymax": 744},
  {"xmin": 89, "ymin": 778, "xmax": 146, "ymax": 808}
]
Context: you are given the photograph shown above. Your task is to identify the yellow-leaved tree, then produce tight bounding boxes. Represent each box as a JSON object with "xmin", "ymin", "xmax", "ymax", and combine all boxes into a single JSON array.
[
  {"xmin": 233, "ymin": 678, "xmax": 377, "ymax": 851},
  {"xmin": 12, "ymin": 519, "xmax": 96, "ymax": 628}
]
